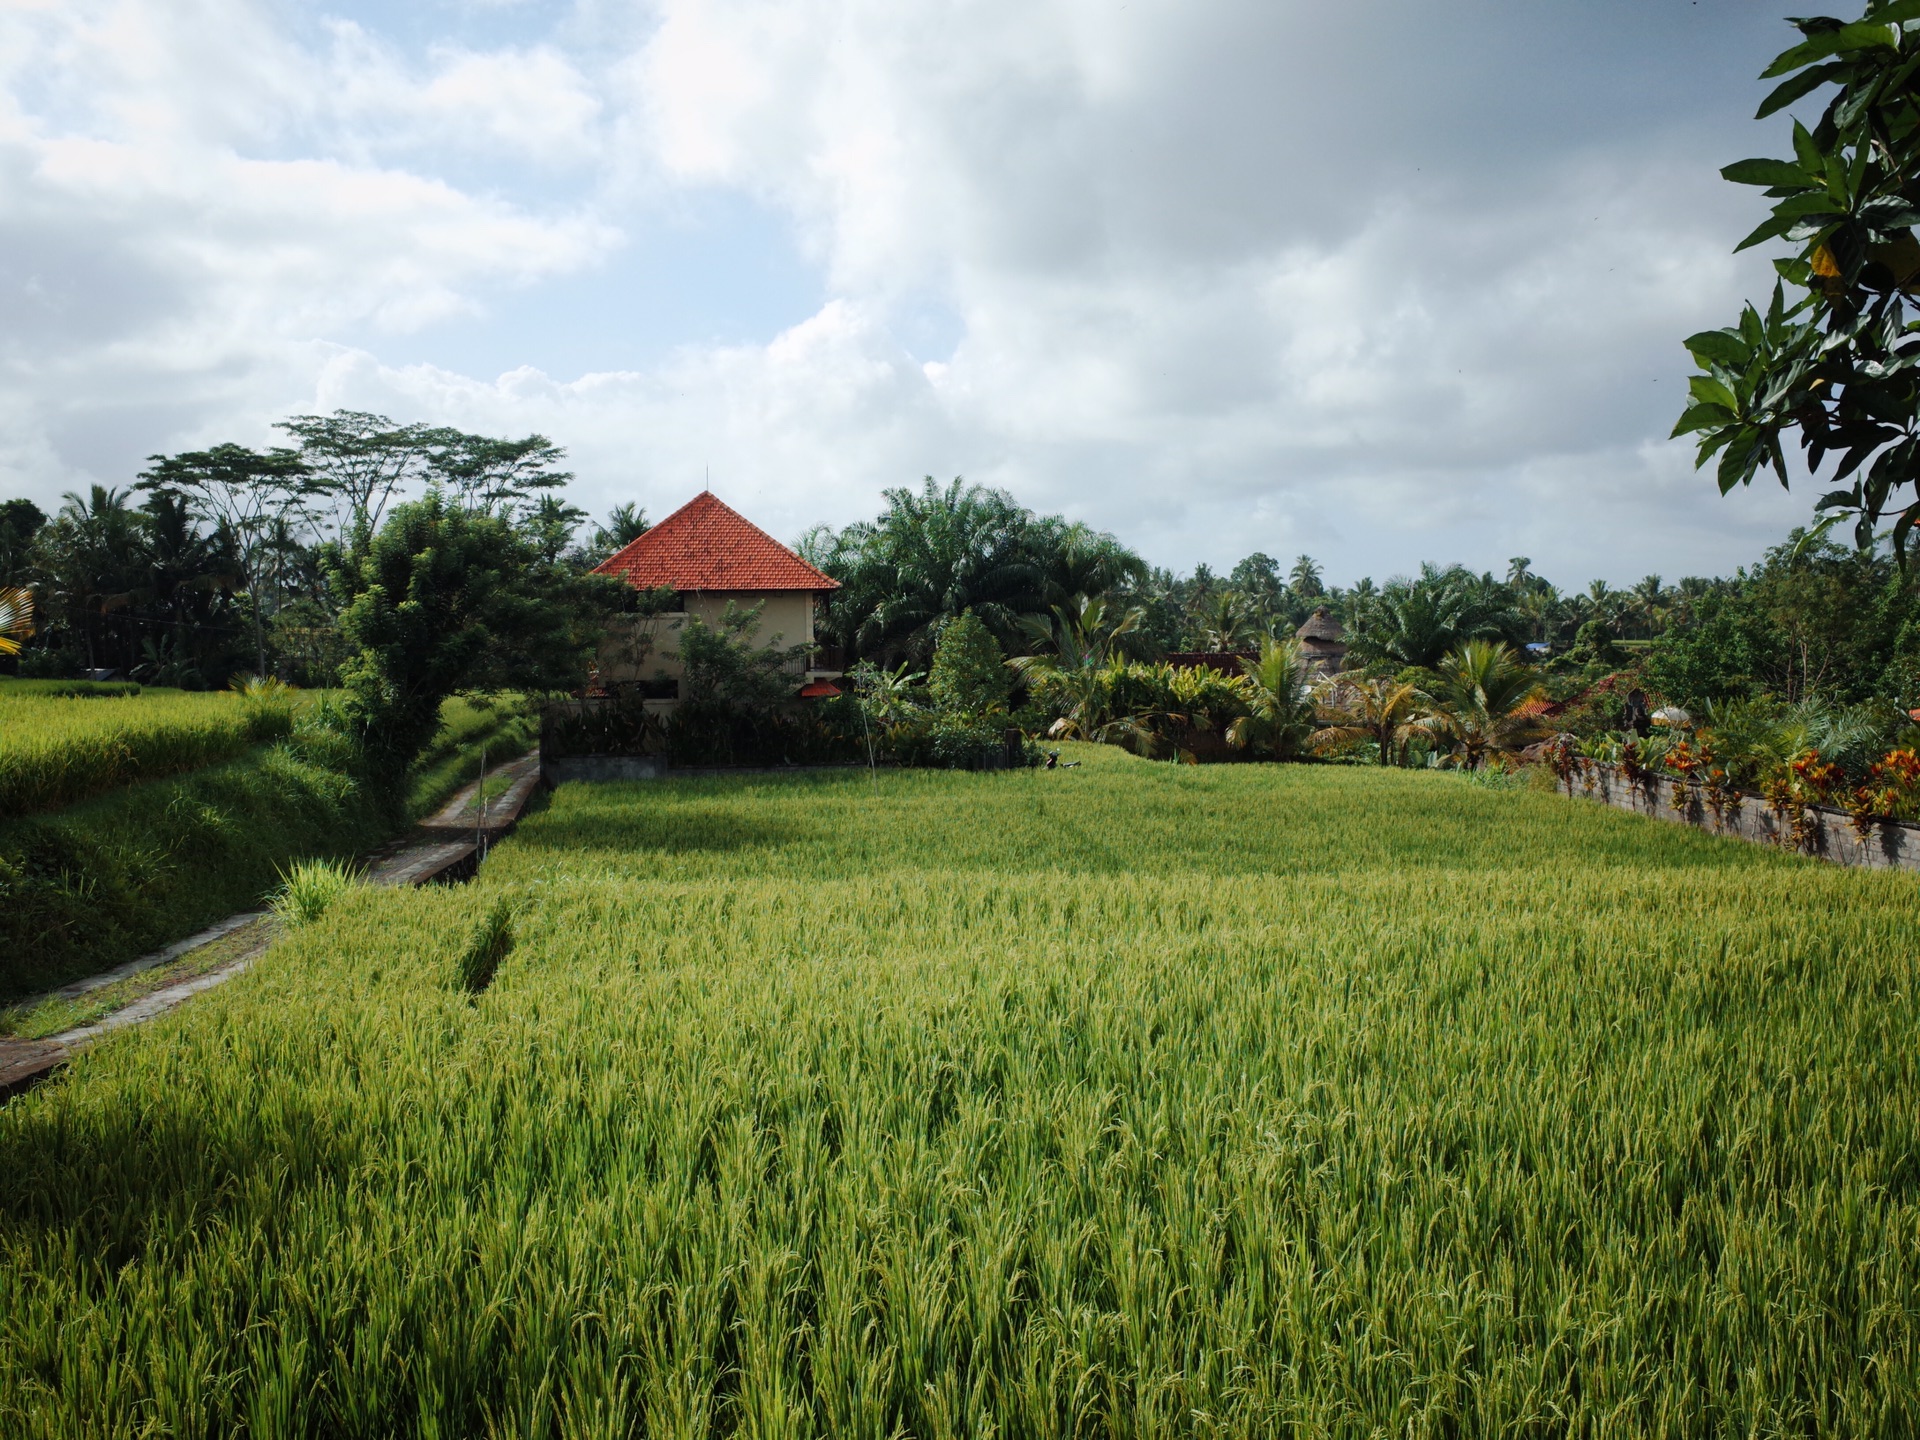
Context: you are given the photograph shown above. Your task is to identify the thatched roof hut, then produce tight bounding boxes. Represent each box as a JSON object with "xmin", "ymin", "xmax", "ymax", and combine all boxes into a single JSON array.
[{"xmin": 1295, "ymin": 606, "xmax": 1347, "ymax": 675}]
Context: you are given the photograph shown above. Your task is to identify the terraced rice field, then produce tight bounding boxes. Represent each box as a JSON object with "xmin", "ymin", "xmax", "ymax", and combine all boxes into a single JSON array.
[
  {"xmin": 0, "ymin": 687, "xmax": 294, "ymax": 816},
  {"xmin": 1, "ymin": 746, "xmax": 1915, "ymax": 1436}
]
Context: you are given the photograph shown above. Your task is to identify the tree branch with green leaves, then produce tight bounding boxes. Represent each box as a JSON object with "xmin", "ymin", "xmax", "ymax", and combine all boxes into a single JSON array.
[{"xmin": 1677, "ymin": 1, "xmax": 1920, "ymax": 557}]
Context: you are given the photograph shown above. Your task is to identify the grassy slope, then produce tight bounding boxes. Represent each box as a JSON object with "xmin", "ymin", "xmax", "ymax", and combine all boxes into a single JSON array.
[
  {"xmin": 0, "ymin": 746, "xmax": 387, "ymax": 1001},
  {"xmin": 2, "ymin": 747, "xmax": 1917, "ymax": 1435},
  {"xmin": 404, "ymin": 696, "xmax": 539, "ymax": 820}
]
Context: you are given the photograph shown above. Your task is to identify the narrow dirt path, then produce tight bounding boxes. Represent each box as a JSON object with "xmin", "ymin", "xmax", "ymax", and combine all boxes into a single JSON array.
[{"xmin": 0, "ymin": 751, "xmax": 545, "ymax": 1102}]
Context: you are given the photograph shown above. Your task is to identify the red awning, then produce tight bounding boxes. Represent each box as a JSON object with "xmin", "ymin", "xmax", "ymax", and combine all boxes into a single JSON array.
[{"xmin": 798, "ymin": 681, "xmax": 842, "ymax": 698}]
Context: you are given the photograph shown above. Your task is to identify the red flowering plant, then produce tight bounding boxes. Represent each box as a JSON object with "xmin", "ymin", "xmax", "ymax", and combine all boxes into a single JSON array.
[
  {"xmin": 1867, "ymin": 748, "xmax": 1920, "ymax": 824},
  {"xmin": 1544, "ymin": 734, "xmax": 1579, "ymax": 797},
  {"xmin": 1664, "ymin": 738, "xmax": 1701, "ymax": 812},
  {"xmin": 1789, "ymin": 751, "xmax": 1843, "ymax": 805}
]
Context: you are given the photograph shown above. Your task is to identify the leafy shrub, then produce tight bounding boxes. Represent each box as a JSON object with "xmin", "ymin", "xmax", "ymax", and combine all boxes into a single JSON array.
[
  {"xmin": 891, "ymin": 714, "xmax": 1037, "ymax": 770},
  {"xmin": 928, "ymin": 611, "xmax": 1010, "ymax": 717}
]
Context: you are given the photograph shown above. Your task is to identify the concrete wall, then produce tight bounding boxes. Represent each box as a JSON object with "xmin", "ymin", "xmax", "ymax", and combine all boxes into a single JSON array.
[
  {"xmin": 1569, "ymin": 759, "xmax": 1920, "ymax": 874},
  {"xmin": 597, "ymin": 591, "xmax": 817, "ymax": 687}
]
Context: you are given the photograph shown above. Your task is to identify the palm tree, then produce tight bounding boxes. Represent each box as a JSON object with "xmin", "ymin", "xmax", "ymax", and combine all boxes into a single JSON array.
[
  {"xmin": 1226, "ymin": 636, "xmax": 1316, "ymax": 758},
  {"xmin": 588, "ymin": 503, "xmax": 651, "ymax": 567},
  {"xmin": 1197, "ymin": 590, "xmax": 1253, "ymax": 651},
  {"xmin": 1428, "ymin": 640, "xmax": 1546, "ymax": 770},
  {"xmin": 1628, "ymin": 574, "xmax": 1667, "ymax": 638},
  {"xmin": 1012, "ymin": 594, "xmax": 1144, "ymax": 673},
  {"xmin": 1008, "ymin": 595, "xmax": 1146, "ymax": 743},
  {"xmin": 1289, "ymin": 554, "xmax": 1325, "ymax": 599},
  {"xmin": 38, "ymin": 486, "xmax": 146, "ymax": 670},
  {"xmin": 1513, "ymin": 582, "xmax": 1562, "ymax": 647},
  {"xmin": 1312, "ymin": 676, "xmax": 1431, "ymax": 765},
  {"xmin": 808, "ymin": 478, "xmax": 1065, "ymax": 663},
  {"xmin": 1346, "ymin": 564, "xmax": 1521, "ymax": 671}
]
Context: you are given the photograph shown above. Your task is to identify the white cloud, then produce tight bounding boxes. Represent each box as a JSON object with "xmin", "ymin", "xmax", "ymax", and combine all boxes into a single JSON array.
[{"xmin": 0, "ymin": 0, "xmax": 1823, "ymax": 585}]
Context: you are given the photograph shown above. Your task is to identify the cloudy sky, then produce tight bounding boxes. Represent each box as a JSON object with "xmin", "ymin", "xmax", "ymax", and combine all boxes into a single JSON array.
[{"xmin": 0, "ymin": 0, "xmax": 1824, "ymax": 585}]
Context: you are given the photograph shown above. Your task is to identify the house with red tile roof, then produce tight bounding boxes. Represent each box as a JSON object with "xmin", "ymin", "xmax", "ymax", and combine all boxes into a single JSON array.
[{"xmin": 590, "ymin": 492, "xmax": 841, "ymax": 700}]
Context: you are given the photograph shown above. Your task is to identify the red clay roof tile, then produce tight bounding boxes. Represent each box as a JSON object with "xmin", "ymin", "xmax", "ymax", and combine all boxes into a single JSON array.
[{"xmin": 592, "ymin": 492, "xmax": 840, "ymax": 593}]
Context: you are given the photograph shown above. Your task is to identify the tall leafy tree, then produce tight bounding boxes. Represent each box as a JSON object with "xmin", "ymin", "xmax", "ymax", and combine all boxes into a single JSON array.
[
  {"xmin": 330, "ymin": 492, "xmax": 610, "ymax": 785},
  {"xmin": 419, "ymin": 430, "xmax": 572, "ymax": 512},
  {"xmin": 277, "ymin": 411, "xmax": 431, "ymax": 531},
  {"xmin": 928, "ymin": 610, "xmax": 1011, "ymax": 717},
  {"xmin": 138, "ymin": 444, "xmax": 319, "ymax": 676},
  {"xmin": 34, "ymin": 487, "xmax": 148, "ymax": 670},
  {"xmin": 0, "ymin": 499, "xmax": 45, "ymax": 586},
  {"xmin": 1676, "ymin": 2, "xmax": 1920, "ymax": 555}
]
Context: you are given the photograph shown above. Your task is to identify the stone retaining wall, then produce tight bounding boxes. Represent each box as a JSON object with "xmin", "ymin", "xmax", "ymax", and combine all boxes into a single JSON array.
[{"xmin": 1569, "ymin": 759, "xmax": 1920, "ymax": 874}]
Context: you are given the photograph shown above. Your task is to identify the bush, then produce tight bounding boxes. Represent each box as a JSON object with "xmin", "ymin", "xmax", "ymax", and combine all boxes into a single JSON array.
[
  {"xmin": 928, "ymin": 611, "xmax": 1010, "ymax": 717},
  {"xmin": 892, "ymin": 714, "xmax": 1038, "ymax": 770}
]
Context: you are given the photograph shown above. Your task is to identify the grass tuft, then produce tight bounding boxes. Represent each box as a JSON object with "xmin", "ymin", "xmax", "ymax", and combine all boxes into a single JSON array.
[{"xmin": 270, "ymin": 857, "xmax": 360, "ymax": 930}]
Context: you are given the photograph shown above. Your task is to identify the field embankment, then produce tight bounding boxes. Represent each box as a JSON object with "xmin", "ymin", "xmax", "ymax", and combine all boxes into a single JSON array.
[
  {"xmin": 1, "ymin": 747, "xmax": 1914, "ymax": 1434},
  {"xmin": 0, "ymin": 692, "xmax": 538, "ymax": 1000}
]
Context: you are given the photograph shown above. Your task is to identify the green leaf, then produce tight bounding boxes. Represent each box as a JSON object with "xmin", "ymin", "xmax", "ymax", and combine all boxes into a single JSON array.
[
  {"xmin": 1757, "ymin": 61, "xmax": 1851, "ymax": 117},
  {"xmin": 1684, "ymin": 330, "xmax": 1749, "ymax": 368},
  {"xmin": 1671, "ymin": 402, "xmax": 1736, "ymax": 438},
  {"xmin": 1789, "ymin": 511, "xmax": 1847, "ymax": 563},
  {"xmin": 1720, "ymin": 157, "xmax": 1813, "ymax": 187},
  {"xmin": 1688, "ymin": 374, "xmax": 1741, "ymax": 411},
  {"xmin": 1733, "ymin": 214, "xmax": 1797, "ymax": 253},
  {"xmin": 1768, "ymin": 192, "xmax": 1846, "ymax": 221},
  {"xmin": 1870, "ymin": 0, "xmax": 1920, "ymax": 26},
  {"xmin": 1716, "ymin": 434, "xmax": 1761, "ymax": 493},
  {"xmin": 1762, "ymin": 21, "xmax": 1899, "ymax": 78},
  {"xmin": 1792, "ymin": 119, "xmax": 1824, "ymax": 173}
]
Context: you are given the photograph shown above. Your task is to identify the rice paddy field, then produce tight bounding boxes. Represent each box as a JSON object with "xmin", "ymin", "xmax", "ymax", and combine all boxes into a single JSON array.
[{"xmin": 2, "ymin": 745, "xmax": 1917, "ymax": 1436}]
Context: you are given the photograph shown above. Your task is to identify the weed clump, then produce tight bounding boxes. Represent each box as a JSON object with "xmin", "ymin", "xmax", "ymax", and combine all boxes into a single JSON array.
[{"xmin": 271, "ymin": 858, "xmax": 360, "ymax": 929}]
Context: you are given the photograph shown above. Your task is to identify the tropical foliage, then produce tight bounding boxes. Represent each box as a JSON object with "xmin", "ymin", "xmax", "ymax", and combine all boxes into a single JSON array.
[
  {"xmin": 1675, "ymin": 1, "xmax": 1920, "ymax": 554},
  {"xmin": 802, "ymin": 478, "xmax": 1146, "ymax": 663}
]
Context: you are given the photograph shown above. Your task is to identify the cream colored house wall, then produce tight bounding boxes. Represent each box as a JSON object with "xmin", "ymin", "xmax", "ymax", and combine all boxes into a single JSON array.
[{"xmin": 596, "ymin": 591, "xmax": 817, "ymax": 687}]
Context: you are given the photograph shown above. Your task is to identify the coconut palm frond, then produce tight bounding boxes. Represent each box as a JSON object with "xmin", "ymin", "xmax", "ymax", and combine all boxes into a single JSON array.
[{"xmin": 0, "ymin": 586, "xmax": 34, "ymax": 657}]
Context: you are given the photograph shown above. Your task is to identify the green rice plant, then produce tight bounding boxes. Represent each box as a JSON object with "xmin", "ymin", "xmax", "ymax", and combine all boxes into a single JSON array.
[
  {"xmin": 0, "ymin": 678, "xmax": 144, "ymax": 699},
  {"xmin": 270, "ymin": 857, "xmax": 360, "ymax": 929},
  {"xmin": 0, "ymin": 746, "xmax": 1915, "ymax": 1435}
]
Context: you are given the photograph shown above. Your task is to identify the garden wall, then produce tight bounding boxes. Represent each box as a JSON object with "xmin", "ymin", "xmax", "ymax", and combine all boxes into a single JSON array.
[{"xmin": 1569, "ymin": 759, "xmax": 1920, "ymax": 874}]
